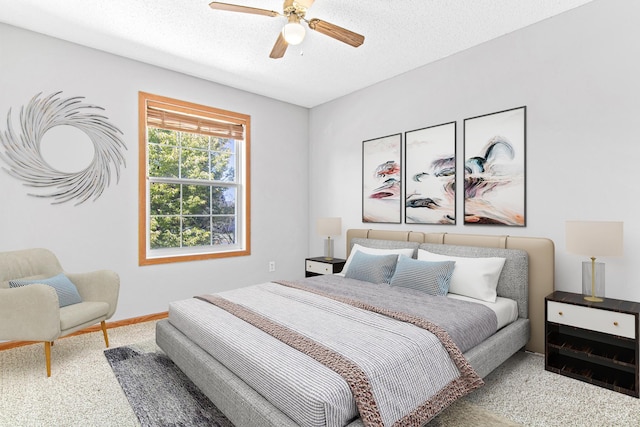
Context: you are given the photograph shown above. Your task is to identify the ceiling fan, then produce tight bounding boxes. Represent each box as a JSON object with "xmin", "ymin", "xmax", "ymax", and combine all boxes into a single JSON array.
[{"xmin": 209, "ymin": 0, "xmax": 365, "ymax": 59}]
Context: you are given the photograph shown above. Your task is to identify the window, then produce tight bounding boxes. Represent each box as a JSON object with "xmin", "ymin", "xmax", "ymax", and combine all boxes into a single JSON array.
[{"xmin": 138, "ymin": 92, "xmax": 250, "ymax": 265}]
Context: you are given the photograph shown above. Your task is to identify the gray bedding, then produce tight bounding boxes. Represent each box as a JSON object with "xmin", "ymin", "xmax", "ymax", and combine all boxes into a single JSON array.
[
  {"xmin": 287, "ymin": 275, "xmax": 497, "ymax": 353},
  {"xmin": 168, "ymin": 278, "xmax": 497, "ymax": 427}
]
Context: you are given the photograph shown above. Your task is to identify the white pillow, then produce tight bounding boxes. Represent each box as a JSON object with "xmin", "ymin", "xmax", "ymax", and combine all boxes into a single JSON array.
[
  {"xmin": 417, "ymin": 249, "xmax": 506, "ymax": 302},
  {"xmin": 343, "ymin": 244, "xmax": 415, "ymax": 272}
]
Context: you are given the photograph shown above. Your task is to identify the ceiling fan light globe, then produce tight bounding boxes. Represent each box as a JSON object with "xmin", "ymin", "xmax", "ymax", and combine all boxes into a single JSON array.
[{"xmin": 282, "ymin": 22, "xmax": 305, "ymax": 45}]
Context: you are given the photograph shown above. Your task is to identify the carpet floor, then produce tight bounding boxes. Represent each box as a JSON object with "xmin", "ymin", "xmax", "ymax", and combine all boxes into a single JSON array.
[{"xmin": 1, "ymin": 320, "xmax": 639, "ymax": 426}]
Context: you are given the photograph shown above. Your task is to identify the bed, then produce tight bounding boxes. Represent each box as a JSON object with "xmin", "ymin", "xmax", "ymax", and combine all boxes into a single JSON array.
[{"xmin": 156, "ymin": 229, "xmax": 555, "ymax": 427}]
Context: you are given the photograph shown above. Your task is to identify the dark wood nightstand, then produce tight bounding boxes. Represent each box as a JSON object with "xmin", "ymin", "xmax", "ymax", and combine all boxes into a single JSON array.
[
  {"xmin": 305, "ymin": 257, "xmax": 346, "ymax": 277},
  {"xmin": 545, "ymin": 291, "xmax": 639, "ymax": 397}
]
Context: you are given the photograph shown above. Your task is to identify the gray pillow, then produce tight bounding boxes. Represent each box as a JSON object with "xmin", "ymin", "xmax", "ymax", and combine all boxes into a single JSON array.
[
  {"xmin": 344, "ymin": 251, "xmax": 398, "ymax": 284},
  {"xmin": 9, "ymin": 273, "xmax": 83, "ymax": 307},
  {"xmin": 390, "ymin": 255, "xmax": 455, "ymax": 296}
]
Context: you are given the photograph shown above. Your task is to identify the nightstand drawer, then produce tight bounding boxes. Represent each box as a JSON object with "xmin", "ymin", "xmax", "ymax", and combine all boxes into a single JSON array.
[
  {"xmin": 306, "ymin": 260, "xmax": 334, "ymax": 275},
  {"xmin": 548, "ymin": 301, "xmax": 636, "ymax": 339}
]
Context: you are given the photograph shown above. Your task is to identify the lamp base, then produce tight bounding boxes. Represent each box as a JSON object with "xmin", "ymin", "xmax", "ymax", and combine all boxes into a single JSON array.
[
  {"xmin": 323, "ymin": 237, "xmax": 334, "ymax": 260},
  {"xmin": 582, "ymin": 261, "xmax": 605, "ymax": 302}
]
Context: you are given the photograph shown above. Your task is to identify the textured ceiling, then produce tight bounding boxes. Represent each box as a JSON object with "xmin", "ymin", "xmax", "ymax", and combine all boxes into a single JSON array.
[{"xmin": 0, "ymin": 0, "xmax": 594, "ymax": 108}]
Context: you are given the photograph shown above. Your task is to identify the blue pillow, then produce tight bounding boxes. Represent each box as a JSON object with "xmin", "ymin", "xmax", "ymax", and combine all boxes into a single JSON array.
[
  {"xmin": 9, "ymin": 273, "xmax": 82, "ymax": 307},
  {"xmin": 390, "ymin": 255, "xmax": 456, "ymax": 296},
  {"xmin": 344, "ymin": 251, "xmax": 398, "ymax": 284}
]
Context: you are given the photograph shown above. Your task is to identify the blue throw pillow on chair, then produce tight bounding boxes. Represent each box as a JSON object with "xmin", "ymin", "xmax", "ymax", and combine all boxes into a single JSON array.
[{"xmin": 9, "ymin": 273, "xmax": 82, "ymax": 307}]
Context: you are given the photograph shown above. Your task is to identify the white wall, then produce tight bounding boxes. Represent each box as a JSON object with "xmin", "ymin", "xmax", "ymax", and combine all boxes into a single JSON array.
[
  {"xmin": 0, "ymin": 24, "xmax": 310, "ymax": 321},
  {"xmin": 308, "ymin": 0, "xmax": 640, "ymax": 302},
  {"xmin": 2, "ymin": 0, "xmax": 639, "ymax": 322}
]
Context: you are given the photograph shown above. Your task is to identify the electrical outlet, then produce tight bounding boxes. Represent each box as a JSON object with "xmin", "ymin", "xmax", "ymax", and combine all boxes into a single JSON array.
[{"xmin": 268, "ymin": 261, "xmax": 276, "ymax": 272}]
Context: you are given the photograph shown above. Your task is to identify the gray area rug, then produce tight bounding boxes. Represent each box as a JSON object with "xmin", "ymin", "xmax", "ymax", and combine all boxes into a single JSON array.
[{"xmin": 105, "ymin": 345, "xmax": 234, "ymax": 427}]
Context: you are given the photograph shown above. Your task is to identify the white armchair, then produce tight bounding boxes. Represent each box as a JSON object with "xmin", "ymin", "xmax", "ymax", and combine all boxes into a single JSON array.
[{"xmin": 0, "ymin": 248, "xmax": 119, "ymax": 376}]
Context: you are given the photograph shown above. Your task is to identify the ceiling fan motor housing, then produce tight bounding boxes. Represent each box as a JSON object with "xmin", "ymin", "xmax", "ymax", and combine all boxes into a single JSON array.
[
  {"xmin": 283, "ymin": 0, "xmax": 308, "ymax": 20},
  {"xmin": 208, "ymin": 0, "xmax": 364, "ymax": 59}
]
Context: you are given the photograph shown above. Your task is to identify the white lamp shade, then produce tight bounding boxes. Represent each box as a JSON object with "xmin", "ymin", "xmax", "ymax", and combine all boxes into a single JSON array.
[
  {"xmin": 282, "ymin": 22, "xmax": 305, "ymax": 45},
  {"xmin": 317, "ymin": 217, "xmax": 341, "ymax": 237},
  {"xmin": 566, "ymin": 220, "xmax": 623, "ymax": 257}
]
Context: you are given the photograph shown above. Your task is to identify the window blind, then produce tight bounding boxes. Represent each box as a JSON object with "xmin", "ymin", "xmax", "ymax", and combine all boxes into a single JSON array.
[{"xmin": 146, "ymin": 100, "xmax": 245, "ymax": 139}]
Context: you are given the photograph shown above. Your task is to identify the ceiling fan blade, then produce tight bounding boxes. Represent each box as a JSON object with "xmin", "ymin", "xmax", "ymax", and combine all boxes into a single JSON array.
[
  {"xmin": 209, "ymin": 1, "xmax": 280, "ymax": 17},
  {"xmin": 269, "ymin": 33, "xmax": 288, "ymax": 59},
  {"xmin": 307, "ymin": 18, "xmax": 364, "ymax": 47}
]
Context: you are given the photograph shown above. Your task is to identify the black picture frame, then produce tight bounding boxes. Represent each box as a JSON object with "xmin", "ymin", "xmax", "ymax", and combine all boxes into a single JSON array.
[
  {"xmin": 463, "ymin": 106, "xmax": 526, "ymax": 226},
  {"xmin": 404, "ymin": 121, "xmax": 456, "ymax": 225},
  {"xmin": 362, "ymin": 133, "xmax": 402, "ymax": 224}
]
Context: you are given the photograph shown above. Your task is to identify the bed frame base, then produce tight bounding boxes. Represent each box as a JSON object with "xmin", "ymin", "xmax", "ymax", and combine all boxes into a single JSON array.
[{"xmin": 157, "ymin": 316, "xmax": 529, "ymax": 427}]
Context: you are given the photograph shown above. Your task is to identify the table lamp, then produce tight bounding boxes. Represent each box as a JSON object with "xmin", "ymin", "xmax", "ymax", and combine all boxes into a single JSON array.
[
  {"xmin": 565, "ymin": 220, "xmax": 623, "ymax": 302},
  {"xmin": 317, "ymin": 217, "xmax": 341, "ymax": 260}
]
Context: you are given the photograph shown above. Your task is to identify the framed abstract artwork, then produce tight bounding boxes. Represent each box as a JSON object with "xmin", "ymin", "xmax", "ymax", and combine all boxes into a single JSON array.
[
  {"xmin": 404, "ymin": 122, "xmax": 456, "ymax": 224},
  {"xmin": 362, "ymin": 133, "xmax": 402, "ymax": 223},
  {"xmin": 463, "ymin": 106, "xmax": 526, "ymax": 226}
]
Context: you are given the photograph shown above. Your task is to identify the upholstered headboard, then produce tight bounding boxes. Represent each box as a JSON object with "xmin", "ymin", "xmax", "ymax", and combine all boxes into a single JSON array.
[{"xmin": 346, "ymin": 229, "xmax": 555, "ymax": 354}]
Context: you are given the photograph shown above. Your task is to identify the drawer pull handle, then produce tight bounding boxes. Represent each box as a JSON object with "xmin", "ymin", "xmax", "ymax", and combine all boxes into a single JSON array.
[
  {"xmin": 558, "ymin": 311, "xmax": 563, "ymax": 316},
  {"xmin": 614, "ymin": 321, "xmax": 619, "ymax": 326}
]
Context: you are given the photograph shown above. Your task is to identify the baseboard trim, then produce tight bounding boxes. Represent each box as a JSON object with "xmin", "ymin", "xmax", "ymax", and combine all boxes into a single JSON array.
[{"xmin": 0, "ymin": 311, "xmax": 168, "ymax": 352}]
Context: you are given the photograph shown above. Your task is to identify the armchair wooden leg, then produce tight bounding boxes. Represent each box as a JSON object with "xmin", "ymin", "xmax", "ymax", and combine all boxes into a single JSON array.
[
  {"xmin": 44, "ymin": 342, "xmax": 52, "ymax": 377},
  {"xmin": 101, "ymin": 321, "xmax": 109, "ymax": 348}
]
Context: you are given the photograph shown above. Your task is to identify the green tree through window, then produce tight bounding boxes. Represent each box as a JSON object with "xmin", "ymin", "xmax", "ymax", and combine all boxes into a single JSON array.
[{"xmin": 139, "ymin": 92, "xmax": 250, "ymax": 265}]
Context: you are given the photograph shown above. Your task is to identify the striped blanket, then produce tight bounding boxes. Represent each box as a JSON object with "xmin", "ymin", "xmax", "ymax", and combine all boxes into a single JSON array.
[{"xmin": 191, "ymin": 277, "xmax": 490, "ymax": 426}]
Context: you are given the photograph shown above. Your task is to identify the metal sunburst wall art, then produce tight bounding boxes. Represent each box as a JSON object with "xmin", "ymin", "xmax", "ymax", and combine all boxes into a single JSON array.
[{"xmin": 0, "ymin": 91, "xmax": 126, "ymax": 205}]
